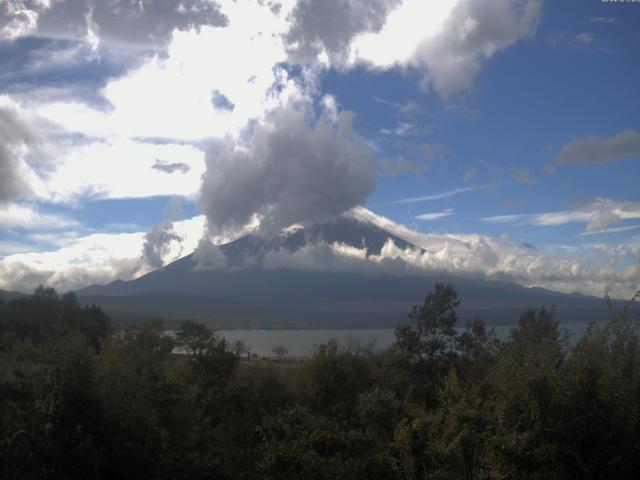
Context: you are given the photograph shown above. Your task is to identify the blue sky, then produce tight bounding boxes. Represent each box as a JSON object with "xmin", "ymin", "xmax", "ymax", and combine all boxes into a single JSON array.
[
  {"xmin": 324, "ymin": 0, "xmax": 640, "ymax": 239},
  {"xmin": 0, "ymin": 0, "xmax": 639, "ymax": 297}
]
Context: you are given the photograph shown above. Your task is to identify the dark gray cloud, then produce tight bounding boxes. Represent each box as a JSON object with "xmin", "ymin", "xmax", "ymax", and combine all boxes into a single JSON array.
[
  {"xmin": 141, "ymin": 222, "xmax": 182, "ymax": 269},
  {"xmin": 211, "ymin": 89, "xmax": 234, "ymax": 111},
  {"xmin": 1, "ymin": 0, "xmax": 227, "ymax": 48},
  {"xmin": 555, "ymin": 129, "xmax": 640, "ymax": 165},
  {"xmin": 200, "ymin": 103, "xmax": 376, "ymax": 234},
  {"xmin": 192, "ymin": 236, "xmax": 227, "ymax": 271},
  {"xmin": 285, "ymin": 0, "xmax": 401, "ymax": 63},
  {"xmin": 152, "ymin": 159, "xmax": 191, "ymax": 174},
  {"xmin": 0, "ymin": 103, "xmax": 38, "ymax": 203}
]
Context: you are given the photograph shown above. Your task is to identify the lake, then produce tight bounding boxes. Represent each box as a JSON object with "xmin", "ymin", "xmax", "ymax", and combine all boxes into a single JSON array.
[{"xmin": 218, "ymin": 323, "xmax": 594, "ymax": 357}]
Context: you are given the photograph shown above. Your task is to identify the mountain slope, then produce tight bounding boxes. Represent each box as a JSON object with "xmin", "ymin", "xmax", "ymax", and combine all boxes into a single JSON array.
[
  {"xmin": 78, "ymin": 216, "xmax": 629, "ymax": 328},
  {"xmin": 0, "ymin": 289, "xmax": 28, "ymax": 302}
]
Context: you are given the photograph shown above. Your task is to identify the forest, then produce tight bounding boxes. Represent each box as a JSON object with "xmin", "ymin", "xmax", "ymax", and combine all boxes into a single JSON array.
[{"xmin": 1, "ymin": 284, "xmax": 639, "ymax": 479}]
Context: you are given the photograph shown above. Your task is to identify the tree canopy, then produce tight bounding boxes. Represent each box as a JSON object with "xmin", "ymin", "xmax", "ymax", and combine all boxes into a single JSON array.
[{"xmin": 1, "ymin": 284, "xmax": 639, "ymax": 479}]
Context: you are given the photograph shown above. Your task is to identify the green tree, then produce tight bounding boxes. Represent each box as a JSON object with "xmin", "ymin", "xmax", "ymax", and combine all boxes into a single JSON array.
[
  {"xmin": 396, "ymin": 283, "xmax": 460, "ymax": 362},
  {"xmin": 554, "ymin": 311, "xmax": 640, "ymax": 478},
  {"xmin": 94, "ymin": 326, "xmax": 188, "ymax": 479},
  {"xmin": 478, "ymin": 308, "xmax": 566, "ymax": 478},
  {"xmin": 213, "ymin": 365, "xmax": 293, "ymax": 479},
  {"xmin": 395, "ymin": 283, "xmax": 461, "ymax": 406},
  {"xmin": 0, "ymin": 286, "xmax": 110, "ymax": 350},
  {"xmin": 305, "ymin": 340, "xmax": 372, "ymax": 425},
  {"xmin": 258, "ymin": 406, "xmax": 392, "ymax": 480},
  {"xmin": 510, "ymin": 306, "xmax": 560, "ymax": 348},
  {"xmin": 174, "ymin": 320, "xmax": 237, "ymax": 410}
]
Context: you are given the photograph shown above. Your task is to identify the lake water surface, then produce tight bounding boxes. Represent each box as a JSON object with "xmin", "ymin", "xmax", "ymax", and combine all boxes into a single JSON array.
[{"xmin": 218, "ymin": 323, "xmax": 593, "ymax": 357}]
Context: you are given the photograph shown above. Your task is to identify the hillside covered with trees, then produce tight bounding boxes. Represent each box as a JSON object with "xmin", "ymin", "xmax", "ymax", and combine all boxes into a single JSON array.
[{"xmin": 1, "ymin": 284, "xmax": 639, "ymax": 479}]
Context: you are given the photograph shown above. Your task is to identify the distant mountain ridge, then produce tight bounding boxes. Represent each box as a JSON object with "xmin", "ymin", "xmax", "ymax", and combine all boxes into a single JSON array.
[
  {"xmin": 0, "ymin": 289, "xmax": 28, "ymax": 302},
  {"xmin": 76, "ymin": 216, "xmax": 633, "ymax": 329}
]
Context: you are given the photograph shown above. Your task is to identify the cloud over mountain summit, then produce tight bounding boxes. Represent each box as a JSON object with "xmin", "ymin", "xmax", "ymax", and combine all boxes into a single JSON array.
[{"xmin": 200, "ymin": 101, "xmax": 376, "ymax": 235}]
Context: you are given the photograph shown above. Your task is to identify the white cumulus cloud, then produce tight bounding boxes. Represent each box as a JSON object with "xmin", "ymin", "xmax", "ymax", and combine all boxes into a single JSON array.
[
  {"xmin": 0, "ymin": 215, "xmax": 207, "ymax": 292},
  {"xmin": 481, "ymin": 198, "xmax": 640, "ymax": 233},
  {"xmin": 349, "ymin": 0, "xmax": 541, "ymax": 98}
]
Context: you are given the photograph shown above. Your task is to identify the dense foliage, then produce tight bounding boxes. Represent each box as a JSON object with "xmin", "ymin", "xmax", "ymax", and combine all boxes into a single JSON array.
[{"xmin": 1, "ymin": 284, "xmax": 639, "ymax": 479}]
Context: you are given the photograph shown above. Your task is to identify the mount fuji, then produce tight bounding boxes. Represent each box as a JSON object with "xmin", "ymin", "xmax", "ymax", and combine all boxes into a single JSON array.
[{"xmin": 77, "ymin": 215, "xmax": 625, "ymax": 329}]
